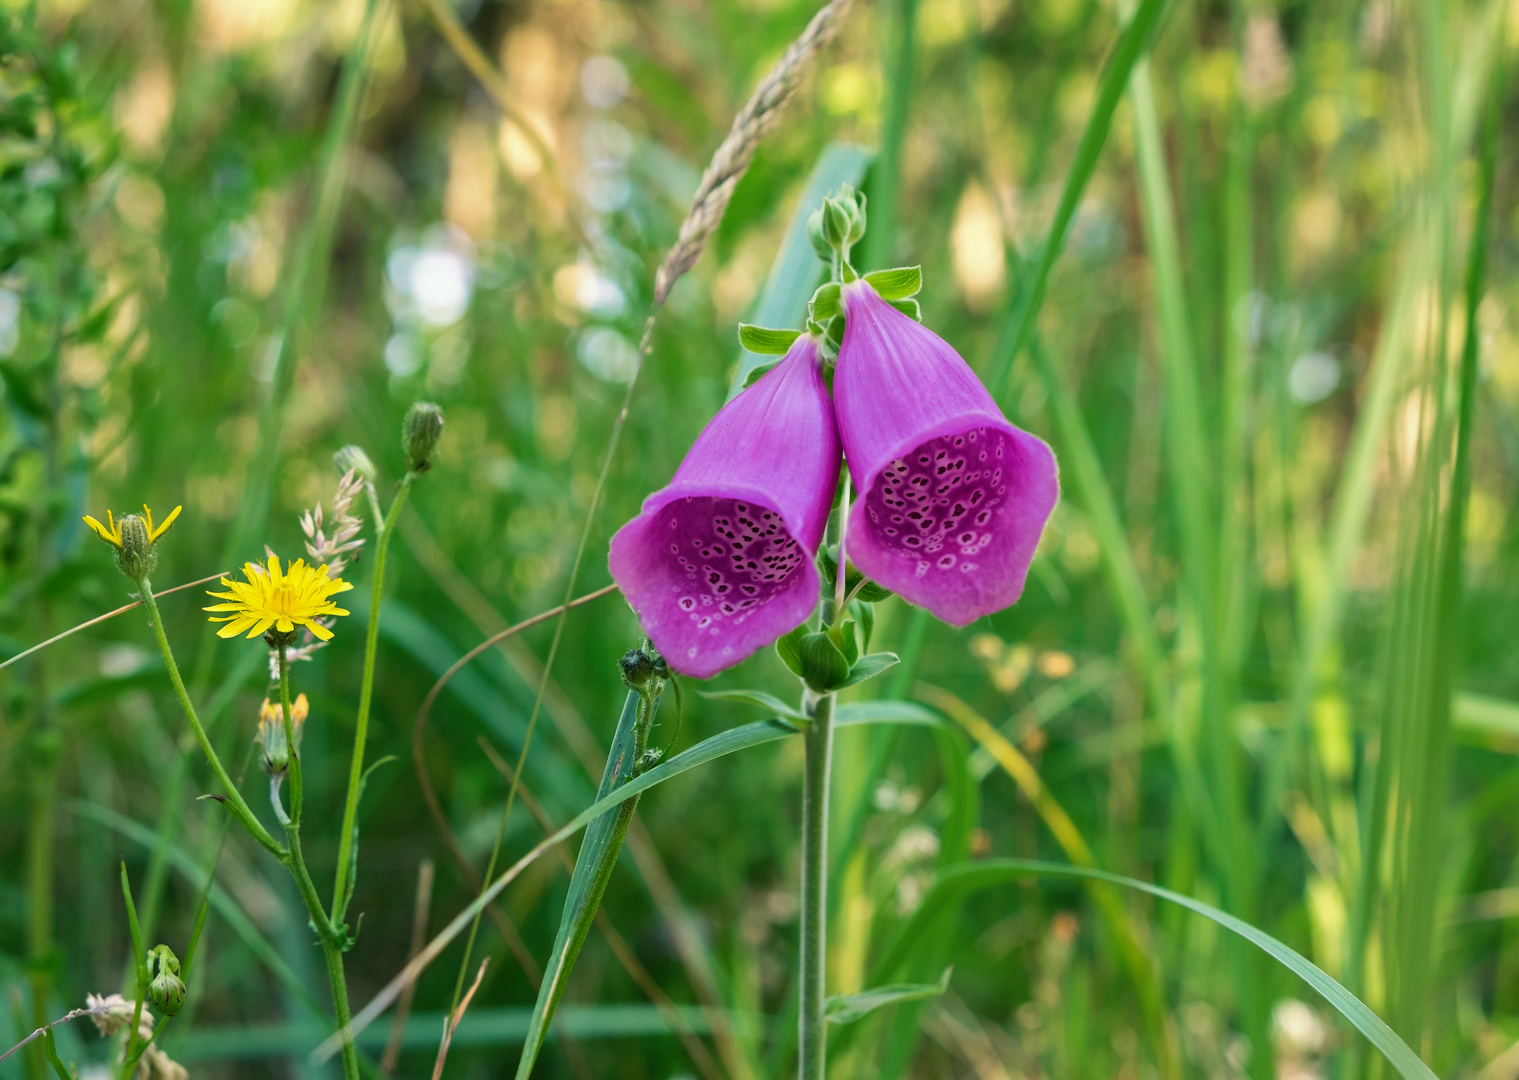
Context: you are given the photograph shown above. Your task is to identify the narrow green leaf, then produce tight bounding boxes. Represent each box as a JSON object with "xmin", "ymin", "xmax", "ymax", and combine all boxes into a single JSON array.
[
  {"xmin": 699, "ymin": 688, "xmax": 809, "ymax": 723},
  {"xmin": 876, "ymin": 860, "xmax": 1437, "ymax": 1080},
  {"xmin": 736, "ymin": 324, "xmax": 802, "ymax": 355},
  {"xmin": 863, "ymin": 265, "xmax": 921, "ymax": 299},
  {"xmin": 825, "ymin": 967, "xmax": 950, "ymax": 1025},
  {"xmin": 986, "ymin": 0, "xmax": 1166, "ymax": 396},
  {"xmin": 835, "ymin": 652, "xmax": 900, "ymax": 691},
  {"xmin": 516, "ymin": 690, "xmax": 659, "ymax": 1078}
]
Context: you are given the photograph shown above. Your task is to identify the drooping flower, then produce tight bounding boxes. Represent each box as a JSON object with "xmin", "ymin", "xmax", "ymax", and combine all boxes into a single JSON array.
[
  {"xmin": 204, "ymin": 555, "xmax": 353, "ymax": 642},
  {"xmin": 832, "ymin": 280, "xmax": 1058, "ymax": 626},
  {"xmin": 609, "ymin": 336, "xmax": 840, "ymax": 678}
]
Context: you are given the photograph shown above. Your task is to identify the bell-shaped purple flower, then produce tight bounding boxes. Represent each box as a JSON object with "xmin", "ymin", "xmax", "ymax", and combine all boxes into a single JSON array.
[
  {"xmin": 609, "ymin": 337, "xmax": 840, "ymax": 678},
  {"xmin": 834, "ymin": 280, "xmax": 1058, "ymax": 626}
]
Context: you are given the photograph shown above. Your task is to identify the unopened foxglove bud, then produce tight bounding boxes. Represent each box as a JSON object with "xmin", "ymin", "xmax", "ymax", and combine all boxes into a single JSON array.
[
  {"xmin": 115, "ymin": 514, "xmax": 156, "ymax": 581},
  {"xmin": 402, "ymin": 402, "xmax": 445, "ymax": 472},
  {"xmin": 333, "ymin": 444, "xmax": 377, "ymax": 482}
]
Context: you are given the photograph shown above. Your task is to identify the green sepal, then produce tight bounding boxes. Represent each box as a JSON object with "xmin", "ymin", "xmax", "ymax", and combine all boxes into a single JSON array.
[
  {"xmin": 864, "ymin": 265, "xmax": 922, "ymax": 300},
  {"xmin": 738, "ymin": 324, "xmax": 803, "ymax": 355},
  {"xmin": 823, "ymin": 200, "xmax": 852, "ymax": 247},
  {"xmin": 836, "ymin": 652, "xmax": 899, "ymax": 691},
  {"xmin": 887, "ymin": 297, "xmax": 922, "ymax": 322},
  {"xmin": 776, "ymin": 624, "xmax": 808, "ymax": 677},
  {"xmin": 799, "ymin": 631, "xmax": 850, "ymax": 692},
  {"xmin": 699, "ymin": 688, "xmax": 809, "ymax": 724},
  {"xmin": 810, "ymin": 282, "xmax": 842, "ymax": 321},
  {"xmin": 825, "ymin": 967, "xmax": 951, "ymax": 1025},
  {"xmin": 741, "ymin": 360, "xmax": 780, "ymax": 389}
]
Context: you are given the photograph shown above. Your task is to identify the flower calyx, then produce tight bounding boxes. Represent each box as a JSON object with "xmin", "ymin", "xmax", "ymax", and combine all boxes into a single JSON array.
[
  {"xmin": 403, "ymin": 401, "xmax": 445, "ymax": 473},
  {"xmin": 146, "ymin": 945, "xmax": 186, "ymax": 1017},
  {"xmin": 806, "ymin": 266, "xmax": 923, "ymax": 362},
  {"xmin": 83, "ymin": 503, "xmax": 182, "ymax": 582},
  {"xmin": 776, "ymin": 617, "xmax": 899, "ymax": 695}
]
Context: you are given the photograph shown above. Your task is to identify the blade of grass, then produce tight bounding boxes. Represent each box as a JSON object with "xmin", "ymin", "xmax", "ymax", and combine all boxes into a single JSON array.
[{"xmin": 982, "ymin": 0, "xmax": 1166, "ymax": 396}]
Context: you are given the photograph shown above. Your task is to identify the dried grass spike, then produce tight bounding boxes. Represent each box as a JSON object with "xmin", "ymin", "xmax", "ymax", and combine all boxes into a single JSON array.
[{"xmin": 653, "ymin": 0, "xmax": 854, "ymax": 305}]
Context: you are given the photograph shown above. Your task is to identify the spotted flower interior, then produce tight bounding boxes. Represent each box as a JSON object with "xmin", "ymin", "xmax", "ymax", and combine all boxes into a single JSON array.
[
  {"xmin": 862, "ymin": 426, "xmax": 1012, "ymax": 579},
  {"xmin": 654, "ymin": 495, "xmax": 808, "ymax": 649}
]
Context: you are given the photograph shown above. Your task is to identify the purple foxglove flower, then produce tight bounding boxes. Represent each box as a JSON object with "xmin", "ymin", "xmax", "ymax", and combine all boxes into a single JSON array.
[
  {"xmin": 609, "ymin": 337, "xmax": 839, "ymax": 678},
  {"xmin": 834, "ymin": 280, "xmax": 1058, "ymax": 626}
]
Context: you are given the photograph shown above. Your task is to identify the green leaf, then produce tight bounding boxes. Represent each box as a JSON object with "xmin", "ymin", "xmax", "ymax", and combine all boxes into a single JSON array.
[
  {"xmin": 852, "ymin": 599, "xmax": 875, "ymax": 650},
  {"xmin": 825, "ymin": 967, "xmax": 950, "ymax": 1025},
  {"xmin": 874, "ymin": 860, "xmax": 1437, "ymax": 1080},
  {"xmin": 887, "ymin": 297, "xmax": 921, "ymax": 322},
  {"xmin": 516, "ymin": 689, "xmax": 661, "ymax": 1078},
  {"xmin": 776, "ymin": 624, "xmax": 807, "ymax": 677},
  {"xmin": 737, "ymin": 324, "xmax": 802, "ymax": 354},
  {"xmin": 799, "ymin": 631, "xmax": 849, "ymax": 692},
  {"xmin": 699, "ymin": 688, "xmax": 808, "ymax": 723},
  {"xmin": 838, "ymin": 622, "xmax": 859, "ymax": 667},
  {"xmin": 809, "ymin": 281, "xmax": 842, "ymax": 321},
  {"xmin": 741, "ymin": 359, "xmax": 780, "ymax": 389},
  {"xmin": 835, "ymin": 652, "xmax": 899, "ymax": 690},
  {"xmin": 863, "ymin": 265, "xmax": 922, "ymax": 300}
]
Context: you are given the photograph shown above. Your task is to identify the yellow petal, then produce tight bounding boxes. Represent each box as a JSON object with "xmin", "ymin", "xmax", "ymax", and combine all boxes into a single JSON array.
[
  {"xmin": 302, "ymin": 619, "xmax": 335, "ymax": 641},
  {"xmin": 148, "ymin": 505, "xmax": 182, "ymax": 542}
]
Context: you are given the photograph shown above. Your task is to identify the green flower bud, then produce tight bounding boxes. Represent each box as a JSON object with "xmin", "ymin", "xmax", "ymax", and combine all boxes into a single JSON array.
[
  {"xmin": 402, "ymin": 402, "xmax": 445, "ymax": 472},
  {"xmin": 147, "ymin": 945, "xmax": 185, "ymax": 1017},
  {"xmin": 333, "ymin": 444, "xmax": 377, "ymax": 482},
  {"xmin": 114, "ymin": 514, "xmax": 156, "ymax": 581},
  {"xmin": 807, "ymin": 207, "xmax": 833, "ymax": 263}
]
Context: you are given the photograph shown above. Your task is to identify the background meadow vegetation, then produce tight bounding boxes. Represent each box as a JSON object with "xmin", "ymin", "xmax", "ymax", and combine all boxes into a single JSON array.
[{"xmin": 1, "ymin": 0, "xmax": 1516, "ymax": 1076}]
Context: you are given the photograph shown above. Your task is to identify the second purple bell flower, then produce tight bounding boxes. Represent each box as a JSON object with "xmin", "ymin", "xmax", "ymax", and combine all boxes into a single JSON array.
[{"xmin": 833, "ymin": 279, "xmax": 1059, "ymax": 626}]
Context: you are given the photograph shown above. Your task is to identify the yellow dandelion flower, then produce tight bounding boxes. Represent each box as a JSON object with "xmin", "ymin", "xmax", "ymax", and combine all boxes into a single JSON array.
[
  {"xmin": 204, "ymin": 555, "xmax": 353, "ymax": 641},
  {"xmin": 83, "ymin": 504, "xmax": 182, "ymax": 548}
]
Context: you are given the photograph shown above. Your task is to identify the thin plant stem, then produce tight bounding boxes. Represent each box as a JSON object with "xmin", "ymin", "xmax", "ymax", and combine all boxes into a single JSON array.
[
  {"xmin": 136, "ymin": 581, "xmax": 283, "ymax": 858},
  {"xmin": 799, "ymin": 689, "xmax": 836, "ymax": 1080},
  {"xmin": 278, "ymin": 643, "xmax": 361, "ymax": 1080},
  {"xmin": 331, "ymin": 474, "xmax": 416, "ymax": 916}
]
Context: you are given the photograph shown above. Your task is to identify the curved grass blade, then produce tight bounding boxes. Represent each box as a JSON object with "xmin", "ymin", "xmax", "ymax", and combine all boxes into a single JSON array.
[
  {"xmin": 877, "ymin": 859, "xmax": 1437, "ymax": 1080},
  {"xmin": 515, "ymin": 690, "xmax": 662, "ymax": 1079}
]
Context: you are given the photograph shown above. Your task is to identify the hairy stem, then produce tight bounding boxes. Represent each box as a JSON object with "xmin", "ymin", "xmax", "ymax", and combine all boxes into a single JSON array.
[
  {"xmin": 136, "ymin": 581, "xmax": 283, "ymax": 858},
  {"xmin": 331, "ymin": 474, "xmax": 415, "ymax": 916},
  {"xmin": 799, "ymin": 690, "xmax": 835, "ymax": 1080}
]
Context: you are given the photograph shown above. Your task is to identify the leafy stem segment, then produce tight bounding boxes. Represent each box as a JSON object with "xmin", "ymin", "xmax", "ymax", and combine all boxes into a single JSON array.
[{"xmin": 331, "ymin": 471, "xmax": 416, "ymax": 918}]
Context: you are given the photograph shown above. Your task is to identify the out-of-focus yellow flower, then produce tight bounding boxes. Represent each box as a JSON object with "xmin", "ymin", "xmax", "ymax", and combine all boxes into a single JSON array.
[
  {"xmin": 256, "ymin": 693, "xmax": 309, "ymax": 775},
  {"xmin": 204, "ymin": 555, "xmax": 352, "ymax": 641},
  {"xmin": 82, "ymin": 504, "xmax": 181, "ymax": 548}
]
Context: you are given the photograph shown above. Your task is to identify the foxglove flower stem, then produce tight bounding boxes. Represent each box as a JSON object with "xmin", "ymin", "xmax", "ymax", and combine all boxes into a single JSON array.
[{"xmin": 799, "ymin": 688, "xmax": 835, "ymax": 1080}]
